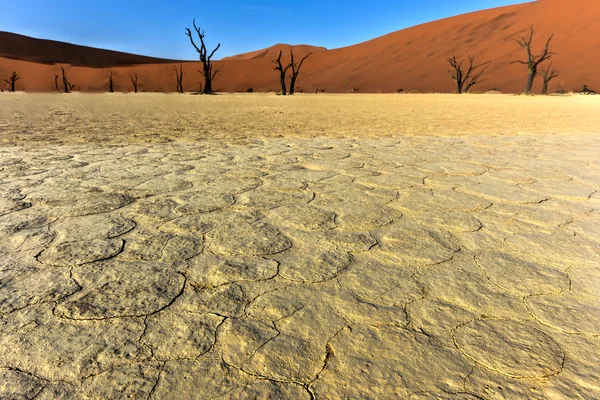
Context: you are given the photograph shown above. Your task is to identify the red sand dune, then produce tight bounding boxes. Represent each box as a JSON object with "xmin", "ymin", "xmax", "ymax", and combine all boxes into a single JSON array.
[
  {"xmin": 221, "ymin": 44, "xmax": 327, "ymax": 61},
  {"xmin": 0, "ymin": 32, "xmax": 178, "ymax": 67},
  {"xmin": 0, "ymin": 0, "xmax": 598, "ymax": 94}
]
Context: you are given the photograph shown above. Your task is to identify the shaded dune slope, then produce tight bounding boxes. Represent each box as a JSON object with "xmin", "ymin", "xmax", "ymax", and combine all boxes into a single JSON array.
[{"xmin": 0, "ymin": 32, "xmax": 179, "ymax": 67}]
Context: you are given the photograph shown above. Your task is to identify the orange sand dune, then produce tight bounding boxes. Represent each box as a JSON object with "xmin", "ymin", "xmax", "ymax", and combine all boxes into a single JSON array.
[
  {"xmin": 0, "ymin": 32, "xmax": 179, "ymax": 67},
  {"xmin": 0, "ymin": 0, "xmax": 598, "ymax": 93},
  {"xmin": 222, "ymin": 44, "xmax": 327, "ymax": 61}
]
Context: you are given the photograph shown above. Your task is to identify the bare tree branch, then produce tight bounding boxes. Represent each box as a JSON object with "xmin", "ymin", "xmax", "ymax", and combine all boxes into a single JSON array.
[
  {"xmin": 208, "ymin": 44, "xmax": 221, "ymax": 61},
  {"xmin": 60, "ymin": 66, "xmax": 75, "ymax": 93},
  {"xmin": 464, "ymin": 56, "xmax": 492, "ymax": 93},
  {"xmin": 107, "ymin": 72, "xmax": 115, "ymax": 93},
  {"xmin": 129, "ymin": 73, "xmax": 139, "ymax": 93},
  {"xmin": 175, "ymin": 64, "xmax": 184, "ymax": 93}
]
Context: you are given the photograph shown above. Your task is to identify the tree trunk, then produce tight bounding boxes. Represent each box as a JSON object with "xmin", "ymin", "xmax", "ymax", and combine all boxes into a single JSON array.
[
  {"xmin": 524, "ymin": 67, "xmax": 536, "ymax": 95},
  {"xmin": 204, "ymin": 79, "xmax": 211, "ymax": 94},
  {"xmin": 203, "ymin": 65, "xmax": 212, "ymax": 94},
  {"xmin": 541, "ymin": 80, "xmax": 548, "ymax": 95},
  {"xmin": 280, "ymin": 75, "xmax": 287, "ymax": 96},
  {"xmin": 10, "ymin": 81, "xmax": 15, "ymax": 92},
  {"xmin": 289, "ymin": 76, "xmax": 297, "ymax": 95},
  {"xmin": 456, "ymin": 81, "xmax": 462, "ymax": 94},
  {"xmin": 61, "ymin": 67, "xmax": 70, "ymax": 93}
]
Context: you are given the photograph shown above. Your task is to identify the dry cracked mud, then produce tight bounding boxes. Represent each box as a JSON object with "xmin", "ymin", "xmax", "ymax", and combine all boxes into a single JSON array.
[{"xmin": 1, "ymin": 93, "xmax": 599, "ymax": 399}]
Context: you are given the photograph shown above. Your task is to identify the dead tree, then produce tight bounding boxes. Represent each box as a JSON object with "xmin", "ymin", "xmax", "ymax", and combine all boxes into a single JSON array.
[
  {"xmin": 447, "ymin": 55, "xmax": 491, "ymax": 94},
  {"xmin": 3, "ymin": 71, "xmax": 20, "ymax": 92},
  {"xmin": 541, "ymin": 63, "xmax": 558, "ymax": 95},
  {"xmin": 581, "ymin": 85, "xmax": 596, "ymax": 95},
  {"xmin": 54, "ymin": 74, "xmax": 59, "ymax": 91},
  {"xmin": 272, "ymin": 50, "xmax": 292, "ymax": 95},
  {"xmin": 107, "ymin": 72, "xmax": 115, "ymax": 93},
  {"xmin": 61, "ymin": 67, "xmax": 75, "ymax": 93},
  {"xmin": 511, "ymin": 26, "xmax": 554, "ymax": 95},
  {"xmin": 288, "ymin": 50, "xmax": 312, "ymax": 95},
  {"xmin": 185, "ymin": 19, "xmax": 220, "ymax": 94},
  {"xmin": 129, "ymin": 74, "xmax": 139, "ymax": 93},
  {"xmin": 175, "ymin": 64, "xmax": 184, "ymax": 93}
]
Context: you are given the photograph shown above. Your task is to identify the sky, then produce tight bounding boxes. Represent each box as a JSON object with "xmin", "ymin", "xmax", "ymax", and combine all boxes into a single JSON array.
[{"xmin": 1, "ymin": 0, "xmax": 532, "ymax": 60}]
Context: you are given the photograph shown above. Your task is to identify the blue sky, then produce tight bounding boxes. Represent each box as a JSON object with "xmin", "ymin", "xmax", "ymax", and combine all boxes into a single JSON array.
[{"xmin": 1, "ymin": 0, "xmax": 531, "ymax": 59}]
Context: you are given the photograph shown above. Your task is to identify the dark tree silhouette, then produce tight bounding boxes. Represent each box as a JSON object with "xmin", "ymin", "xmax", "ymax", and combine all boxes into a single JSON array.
[
  {"xmin": 107, "ymin": 72, "xmax": 115, "ymax": 93},
  {"xmin": 175, "ymin": 64, "xmax": 184, "ymax": 93},
  {"xmin": 54, "ymin": 74, "xmax": 59, "ymax": 91},
  {"xmin": 61, "ymin": 67, "xmax": 75, "ymax": 93},
  {"xmin": 185, "ymin": 19, "xmax": 220, "ymax": 94},
  {"xmin": 273, "ymin": 50, "xmax": 292, "ymax": 95},
  {"xmin": 129, "ymin": 74, "xmax": 139, "ymax": 93},
  {"xmin": 288, "ymin": 50, "xmax": 312, "ymax": 95},
  {"xmin": 511, "ymin": 26, "xmax": 554, "ymax": 95},
  {"xmin": 446, "ymin": 55, "xmax": 491, "ymax": 94},
  {"xmin": 541, "ymin": 63, "xmax": 558, "ymax": 95},
  {"xmin": 4, "ymin": 71, "xmax": 20, "ymax": 92},
  {"xmin": 581, "ymin": 85, "xmax": 596, "ymax": 95}
]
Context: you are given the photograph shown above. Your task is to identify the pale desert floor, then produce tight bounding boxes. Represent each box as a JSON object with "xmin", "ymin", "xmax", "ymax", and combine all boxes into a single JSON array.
[{"xmin": 0, "ymin": 93, "xmax": 599, "ymax": 399}]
